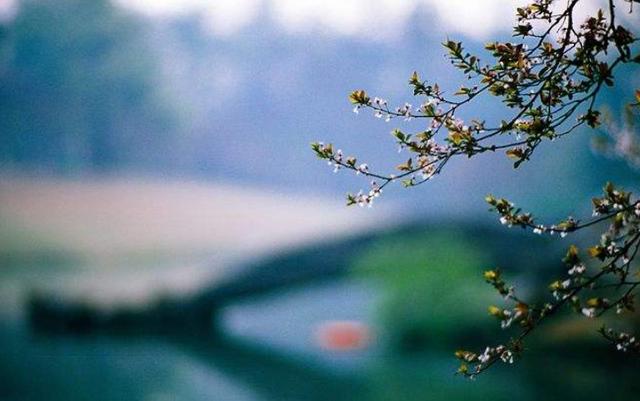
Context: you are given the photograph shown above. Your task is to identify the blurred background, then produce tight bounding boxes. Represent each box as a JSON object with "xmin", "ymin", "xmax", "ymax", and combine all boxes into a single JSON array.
[{"xmin": 1, "ymin": 0, "xmax": 640, "ymax": 400}]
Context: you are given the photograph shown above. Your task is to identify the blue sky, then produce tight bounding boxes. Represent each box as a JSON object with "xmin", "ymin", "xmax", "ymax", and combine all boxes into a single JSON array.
[{"xmin": 117, "ymin": 0, "xmax": 524, "ymax": 39}]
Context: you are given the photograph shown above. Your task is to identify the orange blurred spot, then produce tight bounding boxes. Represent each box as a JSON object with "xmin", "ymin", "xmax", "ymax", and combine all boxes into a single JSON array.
[{"xmin": 314, "ymin": 320, "xmax": 371, "ymax": 351}]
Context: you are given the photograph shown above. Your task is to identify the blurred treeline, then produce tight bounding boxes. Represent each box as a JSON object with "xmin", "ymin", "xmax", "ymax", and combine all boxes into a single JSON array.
[{"xmin": 0, "ymin": 0, "xmax": 177, "ymax": 173}]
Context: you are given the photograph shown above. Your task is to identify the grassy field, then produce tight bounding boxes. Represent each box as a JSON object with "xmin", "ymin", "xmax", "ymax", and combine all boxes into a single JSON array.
[
  {"xmin": 0, "ymin": 175, "xmax": 381, "ymax": 259},
  {"xmin": 0, "ymin": 175, "xmax": 382, "ymax": 308}
]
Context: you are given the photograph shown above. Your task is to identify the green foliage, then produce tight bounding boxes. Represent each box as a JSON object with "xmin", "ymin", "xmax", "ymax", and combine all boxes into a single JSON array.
[{"xmin": 352, "ymin": 231, "xmax": 495, "ymax": 349}]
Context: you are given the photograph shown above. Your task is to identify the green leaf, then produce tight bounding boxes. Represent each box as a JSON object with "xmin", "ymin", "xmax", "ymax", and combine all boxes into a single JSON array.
[{"xmin": 349, "ymin": 90, "xmax": 370, "ymax": 105}]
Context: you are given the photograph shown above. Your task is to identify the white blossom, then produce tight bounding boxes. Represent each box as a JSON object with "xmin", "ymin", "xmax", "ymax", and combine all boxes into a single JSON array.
[
  {"xmin": 568, "ymin": 263, "xmax": 586, "ymax": 275},
  {"xmin": 581, "ymin": 307, "xmax": 596, "ymax": 318},
  {"xmin": 356, "ymin": 164, "xmax": 369, "ymax": 175},
  {"xmin": 500, "ymin": 350, "xmax": 514, "ymax": 364}
]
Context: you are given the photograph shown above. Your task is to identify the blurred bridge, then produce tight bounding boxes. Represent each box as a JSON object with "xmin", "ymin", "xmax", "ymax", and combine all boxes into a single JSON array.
[{"xmin": 27, "ymin": 231, "xmax": 381, "ymax": 335}]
